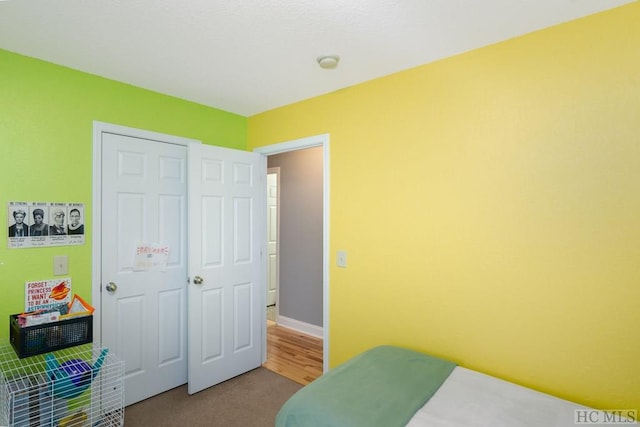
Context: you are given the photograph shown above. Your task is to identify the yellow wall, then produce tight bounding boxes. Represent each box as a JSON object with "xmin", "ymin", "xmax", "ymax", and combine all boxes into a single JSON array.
[{"xmin": 248, "ymin": 3, "xmax": 640, "ymax": 411}]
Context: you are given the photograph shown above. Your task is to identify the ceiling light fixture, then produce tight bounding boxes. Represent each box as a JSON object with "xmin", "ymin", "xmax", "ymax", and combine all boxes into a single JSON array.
[{"xmin": 316, "ymin": 55, "xmax": 340, "ymax": 69}]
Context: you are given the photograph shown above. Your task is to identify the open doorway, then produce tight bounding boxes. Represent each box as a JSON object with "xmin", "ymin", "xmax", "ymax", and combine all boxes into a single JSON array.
[
  {"xmin": 262, "ymin": 147, "xmax": 323, "ymax": 384},
  {"xmin": 256, "ymin": 134, "xmax": 330, "ymax": 376},
  {"xmin": 265, "ymin": 148, "xmax": 323, "ymax": 335}
]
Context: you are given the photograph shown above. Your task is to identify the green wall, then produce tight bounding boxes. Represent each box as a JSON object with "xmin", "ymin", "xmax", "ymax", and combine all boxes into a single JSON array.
[
  {"xmin": 0, "ymin": 49, "xmax": 246, "ymax": 338},
  {"xmin": 248, "ymin": 3, "xmax": 640, "ymax": 411}
]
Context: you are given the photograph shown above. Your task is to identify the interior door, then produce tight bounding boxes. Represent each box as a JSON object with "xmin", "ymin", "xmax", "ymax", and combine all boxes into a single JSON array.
[
  {"xmin": 187, "ymin": 142, "xmax": 263, "ymax": 394},
  {"xmin": 266, "ymin": 169, "xmax": 279, "ymax": 308},
  {"xmin": 101, "ymin": 133, "xmax": 188, "ymax": 406}
]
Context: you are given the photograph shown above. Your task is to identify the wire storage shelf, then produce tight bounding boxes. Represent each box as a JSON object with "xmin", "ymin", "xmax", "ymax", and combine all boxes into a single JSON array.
[{"xmin": 0, "ymin": 343, "xmax": 124, "ymax": 427}]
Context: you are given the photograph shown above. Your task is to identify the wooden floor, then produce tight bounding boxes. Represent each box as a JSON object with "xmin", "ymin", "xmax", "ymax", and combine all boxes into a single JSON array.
[{"xmin": 262, "ymin": 320, "xmax": 323, "ymax": 385}]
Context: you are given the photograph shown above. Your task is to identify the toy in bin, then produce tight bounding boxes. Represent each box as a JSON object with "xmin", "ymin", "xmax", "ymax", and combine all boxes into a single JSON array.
[
  {"xmin": 45, "ymin": 348, "xmax": 108, "ymax": 399},
  {"xmin": 61, "ymin": 294, "xmax": 95, "ymax": 319}
]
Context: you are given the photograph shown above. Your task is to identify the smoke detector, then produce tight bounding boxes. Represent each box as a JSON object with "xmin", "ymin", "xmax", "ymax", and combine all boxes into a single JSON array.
[{"xmin": 316, "ymin": 55, "xmax": 340, "ymax": 69}]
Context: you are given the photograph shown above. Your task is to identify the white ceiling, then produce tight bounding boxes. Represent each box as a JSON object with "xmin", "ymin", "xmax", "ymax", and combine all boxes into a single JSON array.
[{"xmin": 0, "ymin": 0, "xmax": 634, "ymax": 116}]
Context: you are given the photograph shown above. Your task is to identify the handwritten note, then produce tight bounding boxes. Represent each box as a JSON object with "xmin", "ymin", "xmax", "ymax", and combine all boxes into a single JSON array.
[{"xmin": 133, "ymin": 243, "xmax": 170, "ymax": 271}]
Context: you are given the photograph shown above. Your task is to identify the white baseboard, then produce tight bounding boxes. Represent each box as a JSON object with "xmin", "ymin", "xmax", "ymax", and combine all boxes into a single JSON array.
[{"xmin": 277, "ymin": 315, "xmax": 323, "ymax": 339}]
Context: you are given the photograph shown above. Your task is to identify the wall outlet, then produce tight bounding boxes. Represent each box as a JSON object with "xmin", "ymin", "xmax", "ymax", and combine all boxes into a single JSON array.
[{"xmin": 53, "ymin": 255, "xmax": 68, "ymax": 275}]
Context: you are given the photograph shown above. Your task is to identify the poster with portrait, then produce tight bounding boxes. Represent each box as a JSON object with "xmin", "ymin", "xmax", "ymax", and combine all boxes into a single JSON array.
[
  {"xmin": 28, "ymin": 202, "xmax": 49, "ymax": 247},
  {"xmin": 66, "ymin": 203, "xmax": 86, "ymax": 245},
  {"xmin": 7, "ymin": 202, "xmax": 29, "ymax": 248},
  {"xmin": 7, "ymin": 201, "xmax": 85, "ymax": 248}
]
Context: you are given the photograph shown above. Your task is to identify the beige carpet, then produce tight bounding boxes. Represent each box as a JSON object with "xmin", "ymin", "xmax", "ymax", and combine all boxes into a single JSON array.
[{"xmin": 124, "ymin": 368, "xmax": 302, "ymax": 426}]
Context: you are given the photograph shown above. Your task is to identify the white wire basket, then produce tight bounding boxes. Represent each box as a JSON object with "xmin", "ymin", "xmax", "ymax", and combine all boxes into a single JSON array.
[{"xmin": 0, "ymin": 343, "xmax": 124, "ymax": 427}]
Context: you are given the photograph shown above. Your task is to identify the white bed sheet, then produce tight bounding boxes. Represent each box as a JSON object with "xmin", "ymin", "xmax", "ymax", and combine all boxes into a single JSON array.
[{"xmin": 406, "ymin": 366, "xmax": 613, "ymax": 427}]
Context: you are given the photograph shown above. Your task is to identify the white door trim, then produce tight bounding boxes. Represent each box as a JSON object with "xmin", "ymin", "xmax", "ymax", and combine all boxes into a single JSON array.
[
  {"xmin": 91, "ymin": 121, "xmax": 201, "ymax": 346},
  {"xmin": 254, "ymin": 134, "xmax": 330, "ymax": 372}
]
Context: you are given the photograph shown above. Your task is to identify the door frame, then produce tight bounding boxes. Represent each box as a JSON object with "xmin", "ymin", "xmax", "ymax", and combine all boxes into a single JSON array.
[
  {"xmin": 255, "ymin": 134, "xmax": 330, "ymax": 372},
  {"xmin": 91, "ymin": 121, "xmax": 201, "ymax": 346}
]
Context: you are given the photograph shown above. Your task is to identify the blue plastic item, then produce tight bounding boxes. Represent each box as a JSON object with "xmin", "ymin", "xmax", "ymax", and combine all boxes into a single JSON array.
[{"xmin": 45, "ymin": 348, "xmax": 108, "ymax": 399}]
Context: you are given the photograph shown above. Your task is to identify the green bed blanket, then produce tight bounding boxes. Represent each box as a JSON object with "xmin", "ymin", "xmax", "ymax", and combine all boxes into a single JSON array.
[{"xmin": 275, "ymin": 345, "xmax": 457, "ymax": 427}]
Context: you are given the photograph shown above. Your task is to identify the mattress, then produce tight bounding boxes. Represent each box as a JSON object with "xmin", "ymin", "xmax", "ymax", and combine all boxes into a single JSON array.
[
  {"xmin": 408, "ymin": 366, "xmax": 617, "ymax": 427},
  {"xmin": 276, "ymin": 346, "xmax": 633, "ymax": 427}
]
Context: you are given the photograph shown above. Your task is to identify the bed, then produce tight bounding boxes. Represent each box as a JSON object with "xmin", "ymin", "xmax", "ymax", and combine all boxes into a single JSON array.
[{"xmin": 276, "ymin": 345, "xmax": 622, "ymax": 427}]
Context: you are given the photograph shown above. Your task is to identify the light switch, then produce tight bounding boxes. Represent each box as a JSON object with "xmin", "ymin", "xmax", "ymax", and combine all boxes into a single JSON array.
[
  {"xmin": 337, "ymin": 250, "xmax": 347, "ymax": 268},
  {"xmin": 54, "ymin": 255, "xmax": 68, "ymax": 275}
]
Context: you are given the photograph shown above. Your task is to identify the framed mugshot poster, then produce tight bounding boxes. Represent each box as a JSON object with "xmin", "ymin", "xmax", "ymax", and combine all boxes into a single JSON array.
[{"xmin": 7, "ymin": 201, "xmax": 85, "ymax": 249}]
